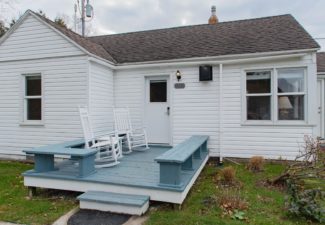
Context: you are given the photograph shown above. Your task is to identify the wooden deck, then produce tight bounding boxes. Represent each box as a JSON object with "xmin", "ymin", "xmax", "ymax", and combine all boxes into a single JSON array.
[{"xmin": 23, "ymin": 146, "xmax": 209, "ymax": 204}]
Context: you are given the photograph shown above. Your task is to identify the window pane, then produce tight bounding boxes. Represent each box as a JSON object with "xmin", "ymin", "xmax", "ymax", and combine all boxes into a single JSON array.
[
  {"xmin": 27, "ymin": 99, "xmax": 42, "ymax": 120},
  {"xmin": 150, "ymin": 81, "xmax": 167, "ymax": 102},
  {"xmin": 247, "ymin": 96, "xmax": 271, "ymax": 120},
  {"xmin": 278, "ymin": 95, "xmax": 304, "ymax": 120},
  {"xmin": 277, "ymin": 68, "xmax": 304, "ymax": 93},
  {"xmin": 26, "ymin": 76, "xmax": 41, "ymax": 96},
  {"xmin": 246, "ymin": 71, "xmax": 271, "ymax": 94}
]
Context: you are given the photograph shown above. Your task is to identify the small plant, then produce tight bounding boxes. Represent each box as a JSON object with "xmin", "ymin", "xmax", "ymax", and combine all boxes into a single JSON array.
[
  {"xmin": 247, "ymin": 156, "xmax": 264, "ymax": 172},
  {"xmin": 218, "ymin": 190, "xmax": 248, "ymax": 219},
  {"xmin": 219, "ymin": 166, "xmax": 236, "ymax": 184},
  {"xmin": 231, "ymin": 210, "xmax": 245, "ymax": 220}
]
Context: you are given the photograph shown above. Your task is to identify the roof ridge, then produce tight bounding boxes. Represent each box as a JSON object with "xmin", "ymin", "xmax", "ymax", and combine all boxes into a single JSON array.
[{"xmin": 88, "ymin": 14, "xmax": 293, "ymax": 38}]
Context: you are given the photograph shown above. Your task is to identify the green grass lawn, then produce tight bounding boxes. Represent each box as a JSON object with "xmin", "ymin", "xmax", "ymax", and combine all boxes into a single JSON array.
[
  {"xmin": 146, "ymin": 161, "xmax": 321, "ymax": 225},
  {"xmin": 0, "ymin": 160, "xmax": 77, "ymax": 225}
]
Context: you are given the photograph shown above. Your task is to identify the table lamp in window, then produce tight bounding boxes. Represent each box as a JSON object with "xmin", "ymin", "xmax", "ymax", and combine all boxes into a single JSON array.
[{"xmin": 279, "ymin": 96, "xmax": 293, "ymax": 120}]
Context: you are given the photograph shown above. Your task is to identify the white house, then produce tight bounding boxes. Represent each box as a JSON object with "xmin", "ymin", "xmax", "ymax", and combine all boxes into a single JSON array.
[{"xmin": 0, "ymin": 10, "xmax": 321, "ymax": 160}]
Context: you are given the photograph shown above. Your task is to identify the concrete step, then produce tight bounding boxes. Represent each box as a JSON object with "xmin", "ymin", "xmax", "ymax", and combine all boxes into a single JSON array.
[{"xmin": 77, "ymin": 191, "xmax": 150, "ymax": 215}]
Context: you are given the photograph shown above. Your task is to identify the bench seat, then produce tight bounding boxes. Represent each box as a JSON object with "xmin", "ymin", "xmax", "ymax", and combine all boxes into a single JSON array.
[
  {"xmin": 155, "ymin": 135, "xmax": 209, "ymax": 187},
  {"xmin": 24, "ymin": 148, "xmax": 97, "ymax": 157},
  {"xmin": 23, "ymin": 140, "xmax": 98, "ymax": 178}
]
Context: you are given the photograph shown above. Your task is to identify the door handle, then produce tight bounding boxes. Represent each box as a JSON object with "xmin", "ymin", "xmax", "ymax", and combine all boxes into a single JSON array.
[{"xmin": 167, "ymin": 107, "xmax": 170, "ymax": 115}]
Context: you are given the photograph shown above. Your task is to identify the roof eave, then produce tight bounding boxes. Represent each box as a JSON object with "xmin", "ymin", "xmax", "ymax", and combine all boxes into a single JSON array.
[{"xmin": 114, "ymin": 48, "xmax": 319, "ymax": 68}]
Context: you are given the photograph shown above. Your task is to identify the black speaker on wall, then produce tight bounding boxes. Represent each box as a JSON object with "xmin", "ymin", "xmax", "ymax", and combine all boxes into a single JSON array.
[{"xmin": 199, "ymin": 65, "xmax": 213, "ymax": 81}]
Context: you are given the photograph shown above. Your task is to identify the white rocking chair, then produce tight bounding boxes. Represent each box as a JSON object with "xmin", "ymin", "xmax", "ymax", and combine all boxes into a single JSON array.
[
  {"xmin": 79, "ymin": 106, "xmax": 122, "ymax": 168},
  {"xmin": 113, "ymin": 107, "xmax": 149, "ymax": 153}
]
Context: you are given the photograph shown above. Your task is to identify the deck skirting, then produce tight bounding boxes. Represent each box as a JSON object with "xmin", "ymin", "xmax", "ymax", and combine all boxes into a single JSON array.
[{"xmin": 24, "ymin": 154, "xmax": 209, "ymax": 204}]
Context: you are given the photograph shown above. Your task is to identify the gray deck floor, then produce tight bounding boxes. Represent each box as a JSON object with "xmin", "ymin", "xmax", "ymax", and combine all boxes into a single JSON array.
[{"xmin": 23, "ymin": 146, "xmax": 208, "ymax": 192}]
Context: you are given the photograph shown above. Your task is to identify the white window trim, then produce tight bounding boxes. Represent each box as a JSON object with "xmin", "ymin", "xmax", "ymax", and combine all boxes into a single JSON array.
[
  {"xmin": 20, "ymin": 73, "xmax": 44, "ymax": 126},
  {"xmin": 274, "ymin": 68, "xmax": 307, "ymax": 125},
  {"xmin": 241, "ymin": 67, "xmax": 308, "ymax": 126}
]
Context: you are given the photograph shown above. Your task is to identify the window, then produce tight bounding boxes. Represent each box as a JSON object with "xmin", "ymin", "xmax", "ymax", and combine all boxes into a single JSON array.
[
  {"xmin": 150, "ymin": 80, "xmax": 167, "ymax": 102},
  {"xmin": 246, "ymin": 71, "xmax": 272, "ymax": 120},
  {"xmin": 277, "ymin": 68, "xmax": 305, "ymax": 120},
  {"xmin": 244, "ymin": 68, "xmax": 306, "ymax": 123},
  {"xmin": 24, "ymin": 75, "xmax": 42, "ymax": 121}
]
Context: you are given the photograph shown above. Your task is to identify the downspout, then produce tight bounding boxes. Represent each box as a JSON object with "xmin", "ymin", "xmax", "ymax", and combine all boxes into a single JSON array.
[{"xmin": 219, "ymin": 64, "xmax": 223, "ymax": 164}]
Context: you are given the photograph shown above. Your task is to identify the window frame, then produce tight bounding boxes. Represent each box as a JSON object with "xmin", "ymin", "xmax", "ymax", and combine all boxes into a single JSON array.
[
  {"xmin": 275, "ymin": 68, "xmax": 307, "ymax": 122},
  {"xmin": 20, "ymin": 73, "xmax": 44, "ymax": 126},
  {"xmin": 242, "ymin": 67, "xmax": 308, "ymax": 126}
]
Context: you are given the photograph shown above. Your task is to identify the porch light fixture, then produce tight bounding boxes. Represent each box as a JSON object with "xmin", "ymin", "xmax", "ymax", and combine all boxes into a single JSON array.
[{"xmin": 176, "ymin": 70, "xmax": 181, "ymax": 81}]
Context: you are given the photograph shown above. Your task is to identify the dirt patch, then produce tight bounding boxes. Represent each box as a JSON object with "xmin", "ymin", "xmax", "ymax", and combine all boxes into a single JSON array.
[{"xmin": 256, "ymin": 179, "xmax": 287, "ymax": 192}]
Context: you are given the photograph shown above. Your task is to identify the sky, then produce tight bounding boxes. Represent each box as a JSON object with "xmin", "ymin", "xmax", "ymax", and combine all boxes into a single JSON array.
[{"xmin": 1, "ymin": 0, "xmax": 325, "ymax": 50}]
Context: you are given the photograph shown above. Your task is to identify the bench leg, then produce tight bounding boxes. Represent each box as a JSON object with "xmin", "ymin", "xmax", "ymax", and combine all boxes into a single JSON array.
[
  {"xmin": 193, "ymin": 147, "xmax": 202, "ymax": 159},
  {"xmin": 78, "ymin": 154, "xmax": 96, "ymax": 177},
  {"xmin": 159, "ymin": 162, "xmax": 182, "ymax": 187},
  {"xmin": 181, "ymin": 155, "xmax": 193, "ymax": 170},
  {"xmin": 202, "ymin": 141, "xmax": 208, "ymax": 152},
  {"xmin": 34, "ymin": 154, "xmax": 55, "ymax": 172}
]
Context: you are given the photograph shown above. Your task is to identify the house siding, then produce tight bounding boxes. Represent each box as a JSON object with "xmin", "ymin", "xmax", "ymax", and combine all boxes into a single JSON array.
[
  {"xmin": 219, "ymin": 56, "xmax": 316, "ymax": 159},
  {"xmin": 114, "ymin": 54, "xmax": 317, "ymax": 160},
  {"xmin": 114, "ymin": 66, "xmax": 220, "ymax": 154},
  {"xmin": 0, "ymin": 13, "xmax": 88, "ymax": 157},
  {"xmin": 89, "ymin": 61, "xmax": 114, "ymax": 136},
  {"xmin": 0, "ymin": 56, "xmax": 88, "ymax": 156},
  {"xmin": 0, "ymin": 14, "xmax": 83, "ymax": 62}
]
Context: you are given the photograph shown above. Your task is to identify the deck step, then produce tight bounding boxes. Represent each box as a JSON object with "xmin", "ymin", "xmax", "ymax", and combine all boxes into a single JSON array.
[{"xmin": 77, "ymin": 191, "xmax": 150, "ymax": 215}]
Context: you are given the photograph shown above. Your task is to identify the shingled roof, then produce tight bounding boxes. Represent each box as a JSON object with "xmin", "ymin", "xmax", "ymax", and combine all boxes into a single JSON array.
[
  {"xmin": 89, "ymin": 14, "xmax": 319, "ymax": 64},
  {"xmin": 33, "ymin": 11, "xmax": 319, "ymax": 64},
  {"xmin": 317, "ymin": 52, "xmax": 325, "ymax": 73}
]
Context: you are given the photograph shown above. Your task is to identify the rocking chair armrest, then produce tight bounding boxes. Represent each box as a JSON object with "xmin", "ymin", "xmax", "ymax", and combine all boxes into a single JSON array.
[
  {"xmin": 132, "ymin": 127, "xmax": 147, "ymax": 133},
  {"xmin": 97, "ymin": 131, "xmax": 120, "ymax": 140}
]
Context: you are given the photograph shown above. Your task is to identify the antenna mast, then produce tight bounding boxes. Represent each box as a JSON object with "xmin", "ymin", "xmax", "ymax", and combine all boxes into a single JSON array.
[
  {"xmin": 75, "ymin": 0, "xmax": 94, "ymax": 37},
  {"xmin": 81, "ymin": 0, "xmax": 85, "ymax": 36}
]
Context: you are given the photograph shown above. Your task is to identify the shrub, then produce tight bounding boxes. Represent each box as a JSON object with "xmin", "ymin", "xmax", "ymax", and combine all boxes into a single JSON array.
[
  {"xmin": 220, "ymin": 166, "xmax": 236, "ymax": 184},
  {"xmin": 269, "ymin": 136, "xmax": 325, "ymax": 223},
  {"xmin": 286, "ymin": 179, "xmax": 325, "ymax": 223},
  {"xmin": 247, "ymin": 156, "xmax": 264, "ymax": 172}
]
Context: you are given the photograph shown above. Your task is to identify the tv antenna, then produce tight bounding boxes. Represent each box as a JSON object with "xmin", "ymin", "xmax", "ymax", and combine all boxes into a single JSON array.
[{"xmin": 74, "ymin": 0, "xmax": 94, "ymax": 36}]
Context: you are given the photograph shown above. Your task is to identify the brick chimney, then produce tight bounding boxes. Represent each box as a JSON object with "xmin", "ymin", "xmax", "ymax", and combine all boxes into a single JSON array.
[{"xmin": 208, "ymin": 5, "xmax": 218, "ymax": 24}]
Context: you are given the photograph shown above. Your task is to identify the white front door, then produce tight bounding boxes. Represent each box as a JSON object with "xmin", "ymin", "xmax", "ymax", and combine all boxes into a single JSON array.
[
  {"xmin": 144, "ymin": 76, "xmax": 170, "ymax": 144},
  {"xmin": 317, "ymin": 79, "xmax": 324, "ymax": 138}
]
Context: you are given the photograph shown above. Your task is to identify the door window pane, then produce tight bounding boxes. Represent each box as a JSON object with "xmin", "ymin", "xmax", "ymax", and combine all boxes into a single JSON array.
[
  {"xmin": 246, "ymin": 71, "xmax": 271, "ymax": 94},
  {"xmin": 278, "ymin": 95, "xmax": 304, "ymax": 120},
  {"xmin": 26, "ymin": 76, "xmax": 41, "ymax": 96},
  {"xmin": 247, "ymin": 96, "xmax": 271, "ymax": 120},
  {"xmin": 277, "ymin": 69, "xmax": 304, "ymax": 93},
  {"xmin": 150, "ymin": 81, "xmax": 167, "ymax": 102},
  {"xmin": 27, "ymin": 99, "xmax": 42, "ymax": 120}
]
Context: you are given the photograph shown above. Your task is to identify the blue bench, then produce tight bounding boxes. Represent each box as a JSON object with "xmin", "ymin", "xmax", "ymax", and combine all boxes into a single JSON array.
[
  {"xmin": 155, "ymin": 135, "xmax": 209, "ymax": 187},
  {"xmin": 23, "ymin": 140, "xmax": 98, "ymax": 178}
]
